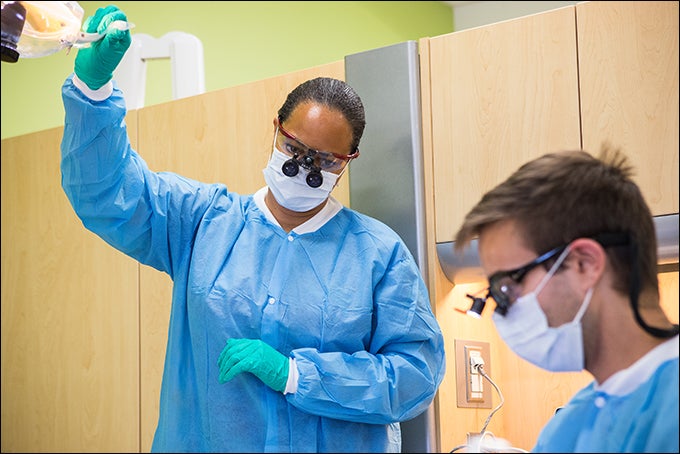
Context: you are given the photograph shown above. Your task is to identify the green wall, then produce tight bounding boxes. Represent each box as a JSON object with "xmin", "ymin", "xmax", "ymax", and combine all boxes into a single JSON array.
[{"xmin": 0, "ymin": 1, "xmax": 453, "ymax": 139}]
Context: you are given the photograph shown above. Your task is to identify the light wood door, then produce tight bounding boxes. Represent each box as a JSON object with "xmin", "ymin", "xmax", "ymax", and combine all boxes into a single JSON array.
[
  {"xmin": 577, "ymin": 0, "xmax": 679, "ymax": 216},
  {"xmin": 429, "ymin": 6, "xmax": 581, "ymax": 244},
  {"xmin": 1, "ymin": 118, "xmax": 141, "ymax": 452}
]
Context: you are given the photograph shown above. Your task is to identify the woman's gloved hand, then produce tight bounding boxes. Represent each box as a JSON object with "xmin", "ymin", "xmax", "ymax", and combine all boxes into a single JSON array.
[
  {"xmin": 217, "ymin": 338, "xmax": 289, "ymax": 393},
  {"xmin": 74, "ymin": 5, "xmax": 131, "ymax": 90}
]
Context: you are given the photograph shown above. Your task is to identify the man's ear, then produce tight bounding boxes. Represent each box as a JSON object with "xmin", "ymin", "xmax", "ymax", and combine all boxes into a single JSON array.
[{"xmin": 569, "ymin": 238, "xmax": 607, "ymax": 288}]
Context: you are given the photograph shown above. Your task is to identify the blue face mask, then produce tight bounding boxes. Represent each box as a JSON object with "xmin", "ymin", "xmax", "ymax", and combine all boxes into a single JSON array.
[
  {"xmin": 262, "ymin": 147, "xmax": 340, "ymax": 212},
  {"xmin": 492, "ymin": 246, "xmax": 594, "ymax": 372}
]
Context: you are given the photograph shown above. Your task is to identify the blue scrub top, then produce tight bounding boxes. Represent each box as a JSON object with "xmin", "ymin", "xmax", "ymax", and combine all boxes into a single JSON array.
[
  {"xmin": 533, "ymin": 337, "xmax": 679, "ymax": 453},
  {"xmin": 60, "ymin": 76, "xmax": 446, "ymax": 453}
]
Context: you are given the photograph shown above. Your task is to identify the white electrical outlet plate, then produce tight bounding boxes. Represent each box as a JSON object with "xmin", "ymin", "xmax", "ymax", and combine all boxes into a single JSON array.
[{"xmin": 454, "ymin": 339, "xmax": 492, "ymax": 408}]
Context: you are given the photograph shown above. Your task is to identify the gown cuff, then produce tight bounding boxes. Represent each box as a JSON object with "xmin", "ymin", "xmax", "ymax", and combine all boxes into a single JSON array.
[
  {"xmin": 72, "ymin": 73, "xmax": 114, "ymax": 101},
  {"xmin": 284, "ymin": 357, "xmax": 299, "ymax": 394}
]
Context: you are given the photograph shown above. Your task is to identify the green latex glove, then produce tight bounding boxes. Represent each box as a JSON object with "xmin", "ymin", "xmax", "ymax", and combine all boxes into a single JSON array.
[
  {"xmin": 217, "ymin": 338, "xmax": 290, "ymax": 393},
  {"xmin": 74, "ymin": 5, "xmax": 131, "ymax": 90}
]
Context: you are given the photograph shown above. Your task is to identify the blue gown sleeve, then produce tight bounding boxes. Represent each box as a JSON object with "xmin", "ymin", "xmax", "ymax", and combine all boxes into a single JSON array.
[
  {"xmin": 287, "ymin": 242, "xmax": 446, "ymax": 424},
  {"xmin": 60, "ymin": 75, "xmax": 218, "ymax": 277}
]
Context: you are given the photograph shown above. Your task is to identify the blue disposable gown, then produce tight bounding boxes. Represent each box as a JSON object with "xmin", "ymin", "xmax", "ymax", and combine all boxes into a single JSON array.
[
  {"xmin": 533, "ymin": 336, "xmax": 679, "ymax": 453},
  {"xmin": 60, "ymin": 75, "xmax": 446, "ymax": 453}
]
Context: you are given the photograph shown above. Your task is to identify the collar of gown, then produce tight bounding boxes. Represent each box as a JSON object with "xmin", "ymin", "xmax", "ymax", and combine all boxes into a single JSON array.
[
  {"xmin": 594, "ymin": 335, "xmax": 679, "ymax": 395},
  {"xmin": 253, "ymin": 186, "xmax": 342, "ymax": 235}
]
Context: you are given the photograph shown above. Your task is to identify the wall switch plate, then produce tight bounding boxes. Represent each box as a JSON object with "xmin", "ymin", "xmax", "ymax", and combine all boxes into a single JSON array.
[{"xmin": 454, "ymin": 339, "xmax": 492, "ymax": 408}]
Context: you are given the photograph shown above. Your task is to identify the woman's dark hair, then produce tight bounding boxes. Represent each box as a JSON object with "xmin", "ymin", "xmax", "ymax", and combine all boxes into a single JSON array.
[{"xmin": 278, "ymin": 77, "xmax": 365, "ymax": 153}]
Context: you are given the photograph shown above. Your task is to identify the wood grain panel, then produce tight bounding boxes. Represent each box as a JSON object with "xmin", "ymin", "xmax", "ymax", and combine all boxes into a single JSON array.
[
  {"xmin": 418, "ymin": 36, "xmax": 440, "ymax": 311},
  {"xmin": 136, "ymin": 61, "xmax": 346, "ymax": 452},
  {"xmin": 429, "ymin": 6, "xmax": 581, "ymax": 243},
  {"xmin": 659, "ymin": 270, "xmax": 679, "ymax": 324},
  {"xmin": 418, "ymin": 36, "xmax": 447, "ymax": 452},
  {"xmin": 1, "ymin": 118, "xmax": 140, "ymax": 452},
  {"xmin": 434, "ymin": 274, "xmax": 501, "ymax": 451},
  {"xmin": 577, "ymin": 1, "xmax": 679, "ymax": 216}
]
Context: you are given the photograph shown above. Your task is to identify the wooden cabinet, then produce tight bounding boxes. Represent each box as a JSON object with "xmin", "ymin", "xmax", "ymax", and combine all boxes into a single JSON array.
[
  {"xmin": 429, "ymin": 1, "xmax": 678, "ymax": 245},
  {"xmin": 1, "ymin": 122, "xmax": 140, "ymax": 453},
  {"xmin": 428, "ymin": 6, "xmax": 581, "ymax": 243},
  {"xmin": 578, "ymin": 1, "xmax": 679, "ymax": 215}
]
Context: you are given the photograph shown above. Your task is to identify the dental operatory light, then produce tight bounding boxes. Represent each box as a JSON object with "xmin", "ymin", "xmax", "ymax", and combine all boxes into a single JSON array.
[{"xmin": 1, "ymin": 1, "xmax": 133, "ymax": 63}]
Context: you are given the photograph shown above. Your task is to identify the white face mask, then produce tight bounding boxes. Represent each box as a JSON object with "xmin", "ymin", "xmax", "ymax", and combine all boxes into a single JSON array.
[
  {"xmin": 492, "ymin": 246, "xmax": 593, "ymax": 372},
  {"xmin": 262, "ymin": 147, "xmax": 340, "ymax": 212}
]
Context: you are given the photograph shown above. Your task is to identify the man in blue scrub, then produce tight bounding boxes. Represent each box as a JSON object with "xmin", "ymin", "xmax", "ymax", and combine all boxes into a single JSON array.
[
  {"xmin": 59, "ymin": 5, "xmax": 445, "ymax": 453},
  {"xmin": 454, "ymin": 146, "xmax": 679, "ymax": 452}
]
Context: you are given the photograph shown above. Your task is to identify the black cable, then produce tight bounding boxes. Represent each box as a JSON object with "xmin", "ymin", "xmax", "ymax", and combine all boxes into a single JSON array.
[{"xmin": 629, "ymin": 239, "xmax": 679, "ymax": 338}]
